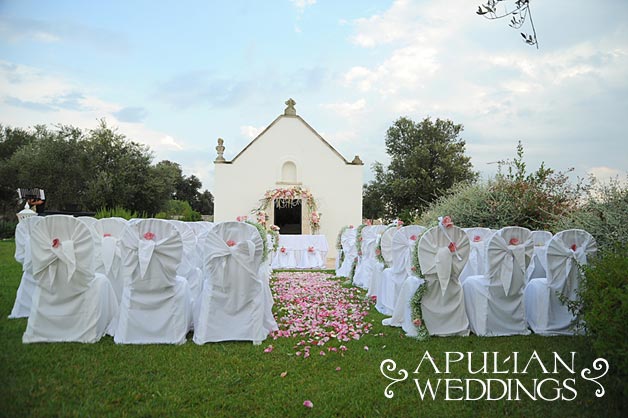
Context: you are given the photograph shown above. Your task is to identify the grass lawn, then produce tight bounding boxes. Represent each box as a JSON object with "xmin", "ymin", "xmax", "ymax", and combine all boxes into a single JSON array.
[{"xmin": 0, "ymin": 240, "xmax": 625, "ymax": 417}]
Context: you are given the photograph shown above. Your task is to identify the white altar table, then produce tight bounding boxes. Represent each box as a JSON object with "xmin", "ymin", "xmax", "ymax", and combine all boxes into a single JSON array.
[{"xmin": 271, "ymin": 235, "xmax": 328, "ymax": 269}]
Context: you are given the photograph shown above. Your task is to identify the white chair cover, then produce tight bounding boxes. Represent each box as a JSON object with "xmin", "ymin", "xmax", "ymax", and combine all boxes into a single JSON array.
[
  {"xmin": 193, "ymin": 221, "xmax": 271, "ymax": 344},
  {"xmin": 353, "ymin": 225, "xmax": 386, "ymax": 289},
  {"xmin": 9, "ymin": 216, "xmax": 42, "ymax": 318},
  {"xmin": 463, "ymin": 226, "xmax": 533, "ymax": 336},
  {"xmin": 370, "ymin": 226, "xmax": 399, "ymax": 313},
  {"xmin": 459, "ymin": 227, "xmax": 493, "ymax": 284},
  {"xmin": 418, "ymin": 225, "xmax": 470, "ymax": 336},
  {"xmin": 93, "ymin": 217, "xmax": 128, "ymax": 303},
  {"xmin": 114, "ymin": 219, "xmax": 191, "ymax": 344},
  {"xmin": 336, "ymin": 227, "xmax": 357, "ymax": 277},
  {"xmin": 526, "ymin": 230, "xmax": 553, "ymax": 281},
  {"xmin": 169, "ymin": 220, "xmax": 202, "ymax": 319},
  {"xmin": 525, "ymin": 229, "xmax": 596, "ymax": 335},
  {"xmin": 23, "ymin": 215, "xmax": 118, "ymax": 343},
  {"xmin": 378, "ymin": 226, "xmax": 425, "ymax": 315}
]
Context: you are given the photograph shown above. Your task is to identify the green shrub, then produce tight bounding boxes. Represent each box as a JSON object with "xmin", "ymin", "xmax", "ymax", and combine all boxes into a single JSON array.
[
  {"xmin": 418, "ymin": 142, "xmax": 582, "ymax": 230},
  {"xmin": 95, "ymin": 206, "xmax": 144, "ymax": 220},
  {"xmin": 157, "ymin": 200, "xmax": 202, "ymax": 221},
  {"xmin": 552, "ymin": 176, "xmax": 628, "ymax": 253},
  {"xmin": 579, "ymin": 246, "xmax": 628, "ymax": 396},
  {"xmin": 0, "ymin": 219, "xmax": 18, "ymax": 239}
]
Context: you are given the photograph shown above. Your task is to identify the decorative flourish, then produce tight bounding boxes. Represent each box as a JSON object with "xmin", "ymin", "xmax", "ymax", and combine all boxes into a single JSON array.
[
  {"xmin": 581, "ymin": 358, "xmax": 610, "ymax": 398},
  {"xmin": 52, "ymin": 238, "xmax": 60, "ymax": 249},
  {"xmin": 143, "ymin": 232, "xmax": 155, "ymax": 241},
  {"xmin": 380, "ymin": 359, "xmax": 409, "ymax": 399},
  {"xmin": 477, "ymin": 0, "xmax": 539, "ymax": 49}
]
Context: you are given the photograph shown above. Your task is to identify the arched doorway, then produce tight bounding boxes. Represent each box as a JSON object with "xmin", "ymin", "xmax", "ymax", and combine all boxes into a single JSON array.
[{"xmin": 274, "ymin": 199, "xmax": 301, "ymax": 234}]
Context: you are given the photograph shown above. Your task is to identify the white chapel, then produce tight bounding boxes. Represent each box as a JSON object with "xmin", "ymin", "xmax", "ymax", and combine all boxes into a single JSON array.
[{"xmin": 213, "ymin": 98, "xmax": 363, "ymax": 261}]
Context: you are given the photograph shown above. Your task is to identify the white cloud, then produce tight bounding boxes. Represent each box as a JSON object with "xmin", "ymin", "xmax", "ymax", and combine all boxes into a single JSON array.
[
  {"xmin": 240, "ymin": 125, "xmax": 264, "ymax": 139},
  {"xmin": 160, "ymin": 135, "xmax": 183, "ymax": 150},
  {"xmin": 587, "ymin": 166, "xmax": 625, "ymax": 183},
  {"xmin": 290, "ymin": 0, "xmax": 316, "ymax": 12},
  {"xmin": 321, "ymin": 99, "xmax": 366, "ymax": 118}
]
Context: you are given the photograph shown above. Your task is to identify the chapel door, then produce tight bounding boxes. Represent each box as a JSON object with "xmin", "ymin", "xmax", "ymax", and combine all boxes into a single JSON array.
[{"xmin": 274, "ymin": 199, "xmax": 302, "ymax": 235}]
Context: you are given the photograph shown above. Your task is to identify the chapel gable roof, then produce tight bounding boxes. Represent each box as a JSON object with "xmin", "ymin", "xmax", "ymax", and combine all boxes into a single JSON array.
[{"xmin": 225, "ymin": 100, "xmax": 360, "ymax": 165}]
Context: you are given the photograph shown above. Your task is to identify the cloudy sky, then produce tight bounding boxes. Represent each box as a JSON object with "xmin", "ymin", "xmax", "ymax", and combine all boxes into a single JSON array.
[{"xmin": 1, "ymin": 0, "xmax": 627, "ymax": 191}]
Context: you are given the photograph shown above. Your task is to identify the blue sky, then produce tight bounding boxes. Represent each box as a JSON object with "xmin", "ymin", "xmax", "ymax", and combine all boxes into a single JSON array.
[{"xmin": 1, "ymin": 0, "xmax": 627, "ymax": 191}]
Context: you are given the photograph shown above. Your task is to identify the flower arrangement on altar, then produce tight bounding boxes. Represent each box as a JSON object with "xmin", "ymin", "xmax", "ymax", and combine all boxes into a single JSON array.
[{"xmin": 255, "ymin": 186, "xmax": 320, "ymax": 233}]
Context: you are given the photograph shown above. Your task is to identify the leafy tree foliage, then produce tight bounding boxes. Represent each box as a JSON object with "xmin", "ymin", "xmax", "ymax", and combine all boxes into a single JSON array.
[
  {"xmin": 0, "ymin": 121, "xmax": 214, "ymax": 217},
  {"xmin": 363, "ymin": 116, "xmax": 477, "ymax": 222}
]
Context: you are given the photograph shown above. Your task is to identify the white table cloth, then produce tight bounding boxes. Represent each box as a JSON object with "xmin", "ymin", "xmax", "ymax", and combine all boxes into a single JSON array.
[{"xmin": 271, "ymin": 235, "xmax": 328, "ymax": 269}]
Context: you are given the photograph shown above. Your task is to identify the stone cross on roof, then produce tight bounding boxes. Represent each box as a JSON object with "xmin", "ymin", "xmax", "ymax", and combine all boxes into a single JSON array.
[{"xmin": 284, "ymin": 98, "xmax": 297, "ymax": 116}]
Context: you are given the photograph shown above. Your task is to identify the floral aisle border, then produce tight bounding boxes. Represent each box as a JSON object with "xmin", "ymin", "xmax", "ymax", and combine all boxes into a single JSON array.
[{"xmin": 254, "ymin": 186, "xmax": 321, "ymax": 234}]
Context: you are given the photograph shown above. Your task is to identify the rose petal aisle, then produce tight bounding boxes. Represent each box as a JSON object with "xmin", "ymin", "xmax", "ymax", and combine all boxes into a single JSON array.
[{"xmin": 270, "ymin": 271, "xmax": 374, "ymax": 358}]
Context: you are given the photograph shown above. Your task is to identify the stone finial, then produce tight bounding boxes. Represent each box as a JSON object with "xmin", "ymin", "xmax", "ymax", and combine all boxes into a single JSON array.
[
  {"xmin": 284, "ymin": 98, "xmax": 297, "ymax": 116},
  {"xmin": 351, "ymin": 155, "xmax": 363, "ymax": 165},
  {"xmin": 215, "ymin": 137, "xmax": 226, "ymax": 163}
]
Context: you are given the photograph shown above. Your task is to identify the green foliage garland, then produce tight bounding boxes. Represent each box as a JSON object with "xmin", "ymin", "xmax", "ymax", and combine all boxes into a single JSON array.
[
  {"xmin": 409, "ymin": 228, "xmax": 429, "ymax": 340},
  {"xmin": 355, "ymin": 224, "xmax": 366, "ymax": 256},
  {"xmin": 245, "ymin": 220, "xmax": 269, "ymax": 262},
  {"xmin": 375, "ymin": 225, "xmax": 397, "ymax": 267}
]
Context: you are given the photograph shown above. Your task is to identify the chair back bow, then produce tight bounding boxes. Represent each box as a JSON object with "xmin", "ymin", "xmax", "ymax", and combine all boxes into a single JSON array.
[
  {"xmin": 418, "ymin": 225, "xmax": 469, "ymax": 296},
  {"xmin": 486, "ymin": 227, "xmax": 532, "ymax": 296},
  {"xmin": 101, "ymin": 235, "xmax": 121, "ymax": 275},
  {"xmin": 547, "ymin": 230, "xmax": 596, "ymax": 298}
]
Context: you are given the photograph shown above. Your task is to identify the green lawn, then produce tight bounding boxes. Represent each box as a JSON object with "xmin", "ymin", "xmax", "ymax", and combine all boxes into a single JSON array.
[{"xmin": 0, "ymin": 240, "xmax": 625, "ymax": 417}]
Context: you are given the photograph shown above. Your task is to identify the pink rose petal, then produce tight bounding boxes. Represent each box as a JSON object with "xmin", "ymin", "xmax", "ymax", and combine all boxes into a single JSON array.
[{"xmin": 303, "ymin": 400, "xmax": 313, "ymax": 408}]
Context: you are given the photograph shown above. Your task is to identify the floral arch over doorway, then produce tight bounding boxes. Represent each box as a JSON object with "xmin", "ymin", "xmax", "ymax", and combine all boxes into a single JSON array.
[{"xmin": 254, "ymin": 186, "xmax": 320, "ymax": 234}]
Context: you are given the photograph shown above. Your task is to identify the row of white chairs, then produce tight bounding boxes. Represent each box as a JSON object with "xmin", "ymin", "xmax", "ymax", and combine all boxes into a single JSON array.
[
  {"xmin": 11, "ymin": 215, "xmax": 278, "ymax": 344},
  {"xmin": 336, "ymin": 223, "xmax": 596, "ymax": 338}
]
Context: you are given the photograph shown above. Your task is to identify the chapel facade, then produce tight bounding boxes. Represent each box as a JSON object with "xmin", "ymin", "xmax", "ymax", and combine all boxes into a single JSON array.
[{"xmin": 213, "ymin": 99, "xmax": 363, "ymax": 260}]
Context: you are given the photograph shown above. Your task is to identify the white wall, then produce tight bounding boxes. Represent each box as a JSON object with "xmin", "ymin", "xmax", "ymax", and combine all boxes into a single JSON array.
[{"xmin": 214, "ymin": 115, "xmax": 363, "ymax": 259}]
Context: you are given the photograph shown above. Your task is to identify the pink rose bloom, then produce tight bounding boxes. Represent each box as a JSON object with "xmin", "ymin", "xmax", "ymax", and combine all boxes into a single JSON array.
[
  {"xmin": 303, "ymin": 400, "xmax": 314, "ymax": 408},
  {"xmin": 411, "ymin": 266, "xmax": 417, "ymax": 272},
  {"xmin": 52, "ymin": 238, "xmax": 60, "ymax": 248},
  {"xmin": 413, "ymin": 318, "xmax": 422, "ymax": 327},
  {"xmin": 226, "ymin": 240, "xmax": 237, "ymax": 247},
  {"xmin": 473, "ymin": 235, "xmax": 481, "ymax": 242},
  {"xmin": 442, "ymin": 216, "xmax": 454, "ymax": 228},
  {"xmin": 570, "ymin": 244, "xmax": 577, "ymax": 251},
  {"xmin": 280, "ymin": 247, "xmax": 287, "ymax": 253},
  {"xmin": 143, "ymin": 232, "xmax": 155, "ymax": 241},
  {"xmin": 410, "ymin": 235, "xmax": 417, "ymax": 241},
  {"xmin": 307, "ymin": 246, "xmax": 315, "ymax": 253},
  {"xmin": 336, "ymin": 367, "xmax": 341, "ymax": 371},
  {"xmin": 103, "ymin": 233, "xmax": 112, "ymax": 237},
  {"xmin": 448, "ymin": 242, "xmax": 457, "ymax": 253},
  {"xmin": 375, "ymin": 248, "xmax": 381, "ymax": 255},
  {"xmin": 509, "ymin": 237, "xmax": 520, "ymax": 246}
]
